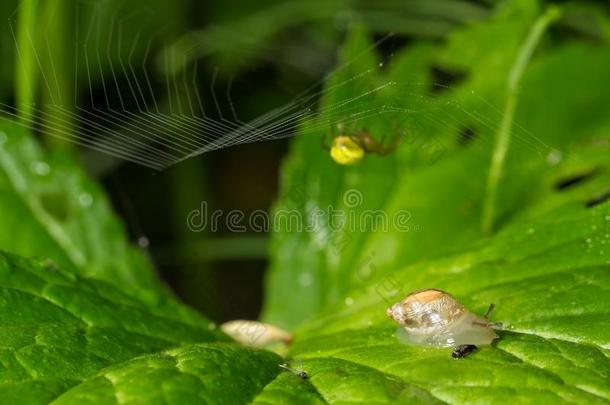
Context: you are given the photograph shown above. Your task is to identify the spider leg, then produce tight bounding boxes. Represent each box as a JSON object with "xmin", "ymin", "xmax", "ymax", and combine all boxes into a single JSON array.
[
  {"xmin": 377, "ymin": 131, "xmax": 403, "ymax": 156},
  {"xmin": 337, "ymin": 122, "xmax": 345, "ymax": 134},
  {"xmin": 375, "ymin": 113, "xmax": 406, "ymax": 156},
  {"xmin": 321, "ymin": 130, "xmax": 332, "ymax": 151},
  {"xmin": 379, "ymin": 132, "xmax": 387, "ymax": 145}
]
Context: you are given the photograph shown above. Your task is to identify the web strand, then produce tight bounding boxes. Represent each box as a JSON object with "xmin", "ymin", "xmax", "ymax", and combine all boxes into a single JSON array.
[{"xmin": 1, "ymin": 2, "xmax": 555, "ymax": 171}]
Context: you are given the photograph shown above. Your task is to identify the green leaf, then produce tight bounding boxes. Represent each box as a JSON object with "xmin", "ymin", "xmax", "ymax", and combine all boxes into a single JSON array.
[
  {"xmin": 260, "ymin": 6, "xmax": 610, "ymax": 403},
  {"xmin": 4, "ymin": 202, "xmax": 609, "ymax": 403},
  {"xmin": 52, "ymin": 344, "xmax": 283, "ymax": 404},
  {"xmin": 252, "ymin": 371, "xmax": 325, "ymax": 405},
  {"xmin": 288, "ymin": 203, "xmax": 610, "ymax": 403},
  {"xmin": 0, "ymin": 250, "xmax": 330, "ymax": 404},
  {"xmin": 162, "ymin": 0, "xmax": 488, "ymax": 76},
  {"xmin": 0, "ymin": 250, "xmax": 225, "ymax": 403},
  {"xmin": 0, "ymin": 121, "xmax": 165, "ymax": 294},
  {"xmin": 263, "ymin": 7, "xmax": 610, "ymax": 329},
  {"xmin": 3, "ymin": 2, "xmax": 610, "ymax": 403}
]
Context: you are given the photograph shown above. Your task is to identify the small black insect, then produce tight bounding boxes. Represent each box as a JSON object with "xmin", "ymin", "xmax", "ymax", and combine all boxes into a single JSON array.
[
  {"xmin": 279, "ymin": 363, "xmax": 308, "ymax": 380},
  {"xmin": 452, "ymin": 344, "xmax": 477, "ymax": 359}
]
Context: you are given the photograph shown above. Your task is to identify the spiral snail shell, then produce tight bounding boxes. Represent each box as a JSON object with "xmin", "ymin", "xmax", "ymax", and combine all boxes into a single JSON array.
[{"xmin": 387, "ymin": 289, "xmax": 500, "ymax": 357}]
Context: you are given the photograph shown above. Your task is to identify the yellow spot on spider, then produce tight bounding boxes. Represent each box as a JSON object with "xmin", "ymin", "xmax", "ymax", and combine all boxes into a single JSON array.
[{"xmin": 330, "ymin": 135, "xmax": 365, "ymax": 165}]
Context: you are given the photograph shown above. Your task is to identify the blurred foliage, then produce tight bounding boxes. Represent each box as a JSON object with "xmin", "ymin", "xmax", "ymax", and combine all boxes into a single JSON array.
[
  {"xmin": 0, "ymin": 0, "xmax": 609, "ymax": 403},
  {"xmin": 259, "ymin": 0, "xmax": 610, "ymax": 401},
  {"xmin": 0, "ymin": 0, "xmax": 18, "ymax": 102},
  {"xmin": 263, "ymin": 0, "xmax": 610, "ymax": 327},
  {"xmin": 162, "ymin": 0, "xmax": 490, "ymax": 76},
  {"xmin": 0, "ymin": 121, "xmax": 166, "ymax": 294}
]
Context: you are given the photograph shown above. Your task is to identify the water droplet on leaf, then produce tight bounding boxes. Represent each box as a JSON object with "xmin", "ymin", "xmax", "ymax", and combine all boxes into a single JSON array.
[
  {"xmin": 138, "ymin": 236, "xmax": 150, "ymax": 248},
  {"xmin": 546, "ymin": 149, "xmax": 562, "ymax": 166},
  {"xmin": 78, "ymin": 193, "xmax": 93, "ymax": 207},
  {"xmin": 298, "ymin": 272, "xmax": 313, "ymax": 287},
  {"xmin": 30, "ymin": 161, "xmax": 50, "ymax": 176}
]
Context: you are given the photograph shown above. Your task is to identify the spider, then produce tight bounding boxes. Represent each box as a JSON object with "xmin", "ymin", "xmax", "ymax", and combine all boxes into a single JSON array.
[{"xmin": 322, "ymin": 123, "xmax": 402, "ymax": 165}]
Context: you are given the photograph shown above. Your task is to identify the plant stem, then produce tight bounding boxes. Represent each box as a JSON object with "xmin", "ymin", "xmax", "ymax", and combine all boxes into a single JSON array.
[
  {"xmin": 481, "ymin": 7, "xmax": 561, "ymax": 235},
  {"xmin": 15, "ymin": 0, "xmax": 38, "ymax": 122},
  {"xmin": 41, "ymin": 0, "xmax": 75, "ymax": 150},
  {"xmin": 170, "ymin": 158, "xmax": 222, "ymax": 318}
]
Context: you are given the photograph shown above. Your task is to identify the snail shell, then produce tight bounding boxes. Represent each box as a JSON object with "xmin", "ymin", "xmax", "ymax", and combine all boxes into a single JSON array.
[
  {"xmin": 221, "ymin": 320, "xmax": 292, "ymax": 348},
  {"xmin": 387, "ymin": 289, "xmax": 498, "ymax": 348}
]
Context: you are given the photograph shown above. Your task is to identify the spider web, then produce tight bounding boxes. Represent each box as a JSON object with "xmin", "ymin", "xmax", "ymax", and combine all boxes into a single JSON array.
[{"xmin": 0, "ymin": 0, "xmax": 556, "ymax": 171}]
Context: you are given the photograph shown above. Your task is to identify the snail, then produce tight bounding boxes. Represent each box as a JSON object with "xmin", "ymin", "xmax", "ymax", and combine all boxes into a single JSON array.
[
  {"xmin": 387, "ymin": 289, "xmax": 501, "ymax": 358},
  {"xmin": 221, "ymin": 320, "xmax": 292, "ymax": 348}
]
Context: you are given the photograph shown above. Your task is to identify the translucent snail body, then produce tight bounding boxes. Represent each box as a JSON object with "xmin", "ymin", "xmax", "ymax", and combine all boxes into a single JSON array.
[{"xmin": 387, "ymin": 289, "xmax": 499, "ymax": 357}]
